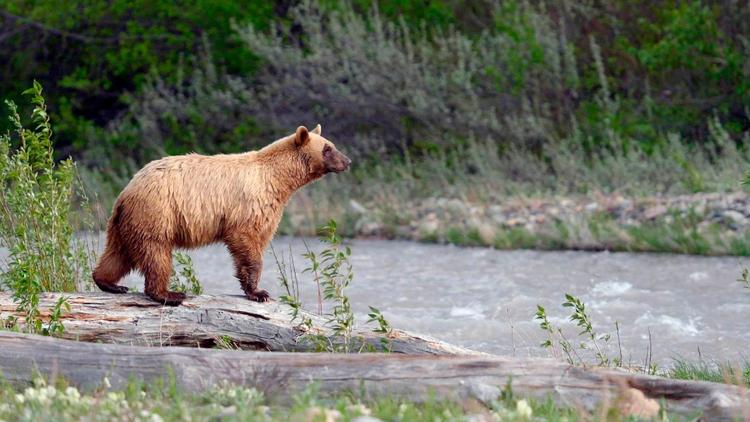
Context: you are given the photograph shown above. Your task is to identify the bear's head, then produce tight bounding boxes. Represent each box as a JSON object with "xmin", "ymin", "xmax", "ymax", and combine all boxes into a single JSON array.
[{"xmin": 294, "ymin": 124, "xmax": 351, "ymax": 175}]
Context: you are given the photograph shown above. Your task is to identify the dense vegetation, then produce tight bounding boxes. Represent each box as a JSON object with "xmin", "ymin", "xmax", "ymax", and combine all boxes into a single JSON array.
[
  {"xmin": 3, "ymin": 0, "xmax": 750, "ymax": 255},
  {"xmin": 0, "ymin": 377, "xmax": 603, "ymax": 422},
  {"xmin": 2, "ymin": 1, "xmax": 748, "ymax": 179}
]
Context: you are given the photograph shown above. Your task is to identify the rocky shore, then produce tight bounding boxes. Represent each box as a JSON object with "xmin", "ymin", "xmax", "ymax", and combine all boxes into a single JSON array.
[{"xmin": 287, "ymin": 192, "xmax": 750, "ymax": 255}]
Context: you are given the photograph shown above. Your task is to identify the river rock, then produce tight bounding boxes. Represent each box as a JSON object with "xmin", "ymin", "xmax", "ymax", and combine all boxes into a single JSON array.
[
  {"xmin": 643, "ymin": 205, "xmax": 667, "ymax": 220},
  {"xmin": 722, "ymin": 210, "xmax": 747, "ymax": 226},
  {"xmin": 357, "ymin": 220, "xmax": 383, "ymax": 236},
  {"xmin": 504, "ymin": 218, "xmax": 524, "ymax": 227},
  {"xmin": 418, "ymin": 213, "xmax": 440, "ymax": 234},
  {"xmin": 531, "ymin": 214, "xmax": 546, "ymax": 224},
  {"xmin": 476, "ymin": 223, "xmax": 496, "ymax": 244},
  {"xmin": 349, "ymin": 199, "xmax": 368, "ymax": 215},
  {"xmin": 395, "ymin": 225, "xmax": 413, "ymax": 238},
  {"xmin": 351, "ymin": 417, "xmax": 384, "ymax": 422}
]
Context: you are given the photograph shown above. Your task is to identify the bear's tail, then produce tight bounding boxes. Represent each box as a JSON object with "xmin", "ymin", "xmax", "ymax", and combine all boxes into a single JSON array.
[{"xmin": 92, "ymin": 204, "xmax": 133, "ymax": 293}]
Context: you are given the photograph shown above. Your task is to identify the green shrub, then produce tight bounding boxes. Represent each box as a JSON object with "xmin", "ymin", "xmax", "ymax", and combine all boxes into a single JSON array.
[
  {"xmin": 168, "ymin": 252, "xmax": 203, "ymax": 296},
  {"xmin": 273, "ymin": 219, "xmax": 394, "ymax": 353},
  {"xmin": 312, "ymin": 220, "xmax": 356, "ymax": 352},
  {"xmin": 100, "ymin": 0, "xmax": 572, "ymax": 163},
  {"xmin": 0, "ymin": 0, "xmax": 276, "ymax": 151},
  {"xmin": 0, "ymin": 82, "xmax": 89, "ymax": 333},
  {"xmin": 536, "ymin": 294, "xmax": 620, "ymax": 368},
  {"xmin": 3, "ymin": 0, "xmax": 749, "ymax": 171},
  {"xmin": 96, "ymin": 1, "xmax": 749, "ymax": 205}
]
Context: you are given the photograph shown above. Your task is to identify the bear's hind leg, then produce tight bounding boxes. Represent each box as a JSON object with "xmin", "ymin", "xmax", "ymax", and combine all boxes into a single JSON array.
[
  {"xmin": 92, "ymin": 247, "xmax": 132, "ymax": 294},
  {"xmin": 138, "ymin": 241, "xmax": 186, "ymax": 306}
]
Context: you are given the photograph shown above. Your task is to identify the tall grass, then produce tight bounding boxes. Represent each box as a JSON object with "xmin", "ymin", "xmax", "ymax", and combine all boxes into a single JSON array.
[{"xmin": 670, "ymin": 359, "xmax": 750, "ymax": 387}]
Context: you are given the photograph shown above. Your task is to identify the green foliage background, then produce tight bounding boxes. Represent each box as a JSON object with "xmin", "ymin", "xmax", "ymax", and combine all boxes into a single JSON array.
[
  {"xmin": 0, "ymin": 0, "xmax": 275, "ymax": 153},
  {"xmin": 1, "ymin": 0, "xmax": 749, "ymax": 170}
]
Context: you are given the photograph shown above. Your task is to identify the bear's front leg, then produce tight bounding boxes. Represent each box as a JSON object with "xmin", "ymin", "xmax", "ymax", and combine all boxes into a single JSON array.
[
  {"xmin": 227, "ymin": 235, "xmax": 270, "ymax": 302},
  {"xmin": 238, "ymin": 257, "xmax": 269, "ymax": 302}
]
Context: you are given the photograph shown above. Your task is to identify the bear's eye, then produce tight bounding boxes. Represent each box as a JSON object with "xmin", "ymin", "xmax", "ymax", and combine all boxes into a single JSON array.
[{"xmin": 323, "ymin": 145, "xmax": 332, "ymax": 154}]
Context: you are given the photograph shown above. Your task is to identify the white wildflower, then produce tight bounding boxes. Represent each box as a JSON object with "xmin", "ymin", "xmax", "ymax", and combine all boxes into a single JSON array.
[
  {"xmin": 65, "ymin": 386, "xmax": 81, "ymax": 400},
  {"xmin": 15, "ymin": 393, "xmax": 25, "ymax": 403},
  {"xmin": 106, "ymin": 392, "xmax": 123, "ymax": 402},
  {"xmin": 102, "ymin": 377, "xmax": 111, "ymax": 389},
  {"xmin": 137, "ymin": 410, "xmax": 163, "ymax": 422},
  {"xmin": 325, "ymin": 409, "xmax": 342, "ymax": 422},
  {"xmin": 516, "ymin": 399, "xmax": 532, "ymax": 419},
  {"xmin": 397, "ymin": 403, "xmax": 408, "ymax": 419},
  {"xmin": 346, "ymin": 404, "xmax": 371, "ymax": 416},
  {"xmin": 305, "ymin": 406, "xmax": 342, "ymax": 422}
]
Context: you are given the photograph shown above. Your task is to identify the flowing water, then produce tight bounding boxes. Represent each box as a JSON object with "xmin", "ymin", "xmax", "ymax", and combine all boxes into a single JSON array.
[{"xmin": 114, "ymin": 237, "xmax": 748, "ymax": 366}]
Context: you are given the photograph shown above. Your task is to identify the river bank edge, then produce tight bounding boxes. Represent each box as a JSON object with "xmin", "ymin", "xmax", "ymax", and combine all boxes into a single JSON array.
[{"xmin": 282, "ymin": 191, "xmax": 750, "ymax": 255}]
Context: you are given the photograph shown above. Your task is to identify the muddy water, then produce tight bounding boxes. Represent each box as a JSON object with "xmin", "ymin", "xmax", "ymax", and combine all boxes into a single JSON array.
[{"xmin": 122, "ymin": 237, "xmax": 750, "ymax": 365}]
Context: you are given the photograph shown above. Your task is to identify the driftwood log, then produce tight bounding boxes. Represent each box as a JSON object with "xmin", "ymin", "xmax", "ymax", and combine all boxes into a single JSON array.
[
  {"xmin": 0, "ymin": 292, "xmax": 476, "ymax": 355},
  {"xmin": 0, "ymin": 332, "xmax": 747, "ymax": 420}
]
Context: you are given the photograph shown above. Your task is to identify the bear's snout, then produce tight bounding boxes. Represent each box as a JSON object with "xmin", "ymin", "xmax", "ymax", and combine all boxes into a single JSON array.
[
  {"xmin": 324, "ymin": 148, "xmax": 351, "ymax": 173},
  {"xmin": 340, "ymin": 154, "xmax": 352, "ymax": 171}
]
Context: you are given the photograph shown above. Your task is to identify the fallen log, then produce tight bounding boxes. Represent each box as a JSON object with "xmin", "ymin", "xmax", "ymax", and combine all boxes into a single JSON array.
[
  {"xmin": 0, "ymin": 292, "xmax": 475, "ymax": 355},
  {"xmin": 0, "ymin": 332, "xmax": 747, "ymax": 420}
]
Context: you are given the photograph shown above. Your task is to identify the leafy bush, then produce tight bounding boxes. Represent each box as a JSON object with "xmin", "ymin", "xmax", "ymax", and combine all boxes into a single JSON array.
[
  {"xmin": 0, "ymin": 0, "xmax": 276, "ymax": 151},
  {"xmin": 2, "ymin": 0, "xmax": 749, "ymax": 169},
  {"xmin": 168, "ymin": 252, "xmax": 203, "ymax": 296},
  {"xmin": 274, "ymin": 219, "xmax": 394, "ymax": 352},
  {"xmin": 0, "ymin": 82, "xmax": 89, "ymax": 333},
  {"xmin": 97, "ymin": 1, "xmax": 749, "ymax": 205},
  {"xmin": 234, "ymin": 0, "xmax": 574, "ymax": 155},
  {"xmin": 312, "ymin": 220, "xmax": 356, "ymax": 351},
  {"xmin": 536, "ymin": 294, "xmax": 622, "ymax": 368},
  {"xmin": 97, "ymin": 0, "xmax": 576, "ymax": 161}
]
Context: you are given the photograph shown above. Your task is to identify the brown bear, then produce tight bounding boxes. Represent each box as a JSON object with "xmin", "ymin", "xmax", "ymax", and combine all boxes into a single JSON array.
[{"xmin": 92, "ymin": 125, "xmax": 350, "ymax": 306}]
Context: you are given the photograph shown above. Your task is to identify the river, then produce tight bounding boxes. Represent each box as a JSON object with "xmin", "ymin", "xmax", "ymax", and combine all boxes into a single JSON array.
[{"xmin": 122, "ymin": 237, "xmax": 750, "ymax": 366}]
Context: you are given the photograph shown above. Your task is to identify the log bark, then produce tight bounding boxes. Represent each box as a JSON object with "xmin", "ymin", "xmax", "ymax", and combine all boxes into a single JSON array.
[
  {"xmin": 0, "ymin": 292, "xmax": 476, "ymax": 355},
  {"xmin": 0, "ymin": 332, "xmax": 747, "ymax": 420}
]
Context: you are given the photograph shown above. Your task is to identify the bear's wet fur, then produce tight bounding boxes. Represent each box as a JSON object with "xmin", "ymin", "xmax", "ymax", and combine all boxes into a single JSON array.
[{"xmin": 92, "ymin": 125, "xmax": 351, "ymax": 306}]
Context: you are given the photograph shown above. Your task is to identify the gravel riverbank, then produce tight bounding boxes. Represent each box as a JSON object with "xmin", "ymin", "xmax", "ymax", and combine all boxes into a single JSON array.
[{"xmin": 285, "ymin": 192, "xmax": 750, "ymax": 255}]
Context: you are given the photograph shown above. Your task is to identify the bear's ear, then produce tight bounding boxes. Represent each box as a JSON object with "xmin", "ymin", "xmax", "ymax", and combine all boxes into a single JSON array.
[
  {"xmin": 312, "ymin": 124, "xmax": 322, "ymax": 135},
  {"xmin": 295, "ymin": 126, "xmax": 310, "ymax": 147}
]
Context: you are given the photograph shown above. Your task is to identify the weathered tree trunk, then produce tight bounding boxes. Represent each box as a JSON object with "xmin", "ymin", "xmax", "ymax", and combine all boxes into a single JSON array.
[
  {"xmin": 0, "ymin": 332, "xmax": 747, "ymax": 420},
  {"xmin": 0, "ymin": 292, "xmax": 476, "ymax": 355}
]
